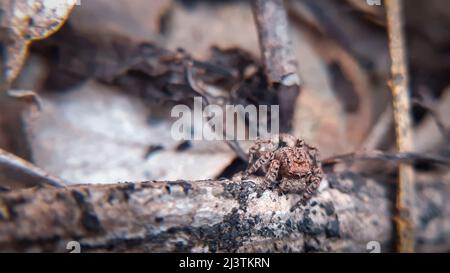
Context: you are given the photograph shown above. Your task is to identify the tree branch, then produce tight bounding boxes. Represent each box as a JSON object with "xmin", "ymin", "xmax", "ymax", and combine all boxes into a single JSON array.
[
  {"xmin": 0, "ymin": 174, "xmax": 449, "ymax": 252},
  {"xmin": 252, "ymin": 0, "xmax": 300, "ymax": 131},
  {"xmin": 385, "ymin": 0, "xmax": 416, "ymax": 253},
  {"xmin": 0, "ymin": 148, "xmax": 66, "ymax": 188}
]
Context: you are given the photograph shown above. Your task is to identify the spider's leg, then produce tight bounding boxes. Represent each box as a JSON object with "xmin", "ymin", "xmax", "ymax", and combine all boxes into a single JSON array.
[
  {"xmin": 248, "ymin": 138, "xmax": 273, "ymax": 164},
  {"xmin": 312, "ymin": 165, "xmax": 324, "ymax": 178},
  {"xmin": 248, "ymin": 141, "xmax": 260, "ymax": 164},
  {"xmin": 302, "ymin": 168, "xmax": 323, "ymax": 202},
  {"xmin": 248, "ymin": 144, "xmax": 259, "ymax": 165},
  {"xmin": 291, "ymin": 167, "xmax": 323, "ymax": 210},
  {"xmin": 306, "ymin": 144, "xmax": 320, "ymax": 163},
  {"xmin": 245, "ymin": 151, "xmax": 274, "ymax": 175},
  {"xmin": 264, "ymin": 159, "xmax": 280, "ymax": 186}
]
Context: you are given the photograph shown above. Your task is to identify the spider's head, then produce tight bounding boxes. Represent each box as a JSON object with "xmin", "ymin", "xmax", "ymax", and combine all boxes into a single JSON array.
[{"xmin": 287, "ymin": 159, "xmax": 310, "ymax": 177}]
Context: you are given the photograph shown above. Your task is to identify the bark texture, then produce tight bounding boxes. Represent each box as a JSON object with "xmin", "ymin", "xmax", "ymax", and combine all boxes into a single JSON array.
[{"xmin": 0, "ymin": 173, "xmax": 449, "ymax": 253}]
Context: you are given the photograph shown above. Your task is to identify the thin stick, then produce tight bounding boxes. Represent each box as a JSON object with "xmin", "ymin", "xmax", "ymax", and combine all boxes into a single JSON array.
[
  {"xmin": 0, "ymin": 148, "xmax": 66, "ymax": 188},
  {"xmin": 322, "ymin": 150, "xmax": 449, "ymax": 167},
  {"xmin": 0, "ymin": 1, "xmax": 10, "ymax": 93},
  {"xmin": 385, "ymin": 0, "xmax": 415, "ymax": 253},
  {"xmin": 252, "ymin": 0, "xmax": 301, "ymax": 131},
  {"xmin": 185, "ymin": 61, "xmax": 249, "ymax": 162},
  {"xmin": 412, "ymin": 97, "xmax": 448, "ymax": 137},
  {"xmin": 360, "ymin": 105, "xmax": 393, "ymax": 150}
]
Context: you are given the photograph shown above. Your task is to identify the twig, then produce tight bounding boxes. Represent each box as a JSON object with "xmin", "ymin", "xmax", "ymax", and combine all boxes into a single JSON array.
[
  {"xmin": 322, "ymin": 150, "xmax": 449, "ymax": 168},
  {"xmin": 185, "ymin": 60, "xmax": 249, "ymax": 162},
  {"xmin": 0, "ymin": 43, "xmax": 5, "ymax": 93},
  {"xmin": 412, "ymin": 93, "xmax": 448, "ymax": 137},
  {"xmin": 0, "ymin": 2, "xmax": 10, "ymax": 94},
  {"xmin": 414, "ymin": 87, "xmax": 450, "ymax": 153},
  {"xmin": 385, "ymin": 0, "xmax": 415, "ymax": 253},
  {"xmin": 0, "ymin": 148, "xmax": 66, "ymax": 188},
  {"xmin": 0, "ymin": 185, "xmax": 10, "ymax": 192},
  {"xmin": 6, "ymin": 89, "xmax": 43, "ymax": 110},
  {"xmin": 360, "ymin": 105, "xmax": 393, "ymax": 150},
  {"xmin": 252, "ymin": 0, "xmax": 301, "ymax": 132}
]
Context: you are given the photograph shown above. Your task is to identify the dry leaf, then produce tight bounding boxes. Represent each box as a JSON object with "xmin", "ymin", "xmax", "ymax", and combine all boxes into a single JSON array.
[
  {"xmin": 22, "ymin": 80, "xmax": 235, "ymax": 184},
  {"xmin": 2, "ymin": 0, "xmax": 76, "ymax": 84},
  {"xmin": 68, "ymin": 0, "xmax": 172, "ymax": 41},
  {"xmin": 164, "ymin": 1, "xmax": 259, "ymax": 59}
]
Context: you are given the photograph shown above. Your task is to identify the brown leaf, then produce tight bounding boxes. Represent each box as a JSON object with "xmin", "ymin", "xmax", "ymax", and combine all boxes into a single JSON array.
[
  {"xmin": 22, "ymin": 80, "xmax": 236, "ymax": 184},
  {"xmin": 2, "ymin": 0, "xmax": 76, "ymax": 84},
  {"xmin": 68, "ymin": 0, "xmax": 172, "ymax": 41}
]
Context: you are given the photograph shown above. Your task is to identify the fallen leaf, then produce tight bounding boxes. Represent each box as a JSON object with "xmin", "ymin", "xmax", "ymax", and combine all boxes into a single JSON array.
[
  {"xmin": 164, "ymin": 1, "xmax": 259, "ymax": 59},
  {"xmin": 68, "ymin": 0, "xmax": 172, "ymax": 41},
  {"xmin": 2, "ymin": 0, "xmax": 76, "ymax": 84},
  {"xmin": 22, "ymin": 80, "xmax": 236, "ymax": 184}
]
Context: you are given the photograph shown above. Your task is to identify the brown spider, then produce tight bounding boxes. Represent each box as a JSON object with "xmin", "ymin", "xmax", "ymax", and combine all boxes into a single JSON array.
[{"xmin": 244, "ymin": 133, "xmax": 323, "ymax": 206}]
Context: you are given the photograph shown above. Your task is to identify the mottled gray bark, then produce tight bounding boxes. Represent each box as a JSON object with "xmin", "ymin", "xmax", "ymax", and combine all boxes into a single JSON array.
[{"xmin": 0, "ymin": 173, "xmax": 449, "ymax": 252}]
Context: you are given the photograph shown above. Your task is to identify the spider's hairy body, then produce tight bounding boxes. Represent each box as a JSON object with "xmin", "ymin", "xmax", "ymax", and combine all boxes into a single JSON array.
[{"xmin": 245, "ymin": 133, "xmax": 323, "ymax": 207}]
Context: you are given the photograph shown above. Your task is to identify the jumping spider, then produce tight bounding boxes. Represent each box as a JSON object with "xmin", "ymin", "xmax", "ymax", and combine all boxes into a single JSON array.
[{"xmin": 244, "ymin": 134, "xmax": 323, "ymax": 206}]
